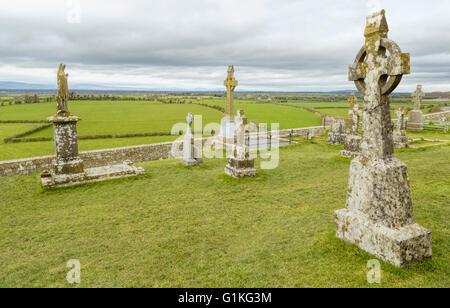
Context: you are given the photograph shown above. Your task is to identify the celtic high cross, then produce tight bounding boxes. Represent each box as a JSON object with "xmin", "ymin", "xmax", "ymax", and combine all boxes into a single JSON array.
[
  {"xmin": 348, "ymin": 9, "xmax": 410, "ymax": 160},
  {"xmin": 224, "ymin": 65, "xmax": 238, "ymax": 121}
]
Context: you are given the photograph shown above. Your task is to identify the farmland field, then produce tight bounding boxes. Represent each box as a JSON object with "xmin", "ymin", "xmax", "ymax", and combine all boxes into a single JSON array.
[{"xmin": 0, "ymin": 94, "xmax": 447, "ymax": 161}]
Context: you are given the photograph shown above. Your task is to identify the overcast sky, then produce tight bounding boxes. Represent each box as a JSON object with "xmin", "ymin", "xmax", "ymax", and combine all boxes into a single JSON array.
[{"xmin": 0, "ymin": 0, "xmax": 449, "ymax": 92}]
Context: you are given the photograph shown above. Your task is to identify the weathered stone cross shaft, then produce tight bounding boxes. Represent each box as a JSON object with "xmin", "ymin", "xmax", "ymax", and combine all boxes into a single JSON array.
[
  {"xmin": 348, "ymin": 10, "xmax": 410, "ymax": 160},
  {"xmin": 224, "ymin": 65, "xmax": 238, "ymax": 120},
  {"xmin": 412, "ymin": 85, "xmax": 425, "ymax": 110}
]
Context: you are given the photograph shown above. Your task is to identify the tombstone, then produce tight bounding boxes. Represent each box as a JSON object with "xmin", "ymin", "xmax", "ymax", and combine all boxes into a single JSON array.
[
  {"xmin": 225, "ymin": 110, "xmax": 258, "ymax": 178},
  {"xmin": 219, "ymin": 65, "xmax": 238, "ymax": 143},
  {"xmin": 444, "ymin": 125, "xmax": 449, "ymax": 133},
  {"xmin": 326, "ymin": 120, "xmax": 346, "ymax": 145},
  {"xmin": 393, "ymin": 107, "xmax": 409, "ymax": 148},
  {"xmin": 407, "ymin": 85, "xmax": 425, "ymax": 131},
  {"xmin": 340, "ymin": 95, "xmax": 362, "ymax": 158},
  {"xmin": 41, "ymin": 63, "xmax": 145, "ymax": 188},
  {"xmin": 335, "ymin": 10, "xmax": 432, "ymax": 267},
  {"xmin": 180, "ymin": 112, "xmax": 203, "ymax": 166}
]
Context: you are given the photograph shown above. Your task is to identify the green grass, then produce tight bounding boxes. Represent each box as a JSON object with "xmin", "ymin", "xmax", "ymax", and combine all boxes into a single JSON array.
[
  {"xmin": 0, "ymin": 139, "xmax": 448, "ymax": 287},
  {"xmin": 0, "ymin": 101, "xmax": 224, "ymax": 138},
  {"xmin": 0, "ymin": 123, "xmax": 44, "ymax": 144},
  {"xmin": 197, "ymin": 100, "xmax": 322, "ymax": 129}
]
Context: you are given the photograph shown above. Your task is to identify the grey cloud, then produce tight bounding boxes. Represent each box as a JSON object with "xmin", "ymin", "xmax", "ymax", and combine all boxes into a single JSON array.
[{"xmin": 0, "ymin": 0, "xmax": 449, "ymax": 91}]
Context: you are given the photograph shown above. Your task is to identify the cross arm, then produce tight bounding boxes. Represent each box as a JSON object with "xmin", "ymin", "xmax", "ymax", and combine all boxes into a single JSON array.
[{"xmin": 385, "ymin": 52, "xmax": 410, "ymax": 76}]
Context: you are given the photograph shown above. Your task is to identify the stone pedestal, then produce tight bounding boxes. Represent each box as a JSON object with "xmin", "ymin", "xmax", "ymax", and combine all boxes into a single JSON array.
[
  {"xmin": 407, "ymin": 110, "xmax": 423, "ymax": 131},
  {"xmin": 340, "ymin": 135, "xmax": 361, "ymax": 158},
  {"xmin": 393, "ymin": 131, "xmax": 409, "ymax": 148},
  {"xmin": 219, "ymin": 117, "xmax": 236, "ymax": 139},
  {"xmin": 41, "ymin": 160, "xmax": 145, "ymax": 188},
  {"xmin": 335, "ymin": 157, "xmax": 432, "ymax": 267},
  {"xmin": 225, "ymin": 157, "xmax": 257, "ymax": 178},
  {"xmin": 42, "ymin": 115, "xmax": 145, "ymax": 188},
  {"xmin": 180, "ymin": 133, "xmax": 203, "ymax": 166},
  {"xmin": 49, "ymin": 115, "xmax": 84, "ymax": 175}
]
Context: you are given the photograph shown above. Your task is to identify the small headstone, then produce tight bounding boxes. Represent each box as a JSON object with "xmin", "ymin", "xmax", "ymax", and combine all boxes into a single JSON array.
[
  {"xmin": 224, "ymin": 110, "xmax": 258, "ymax": 178},
  {"xmin": 180, "ymin": 112, "xmax": 203, "ymax": 166},
  {"xmin": 335, "ymin": 10, "xmax": 432, "ymax": 267},
  {"xmin": 393, "ymin": 107, "xmax": 409, "ymax": 148},
  {"xmin": 407, "ymin": 85, "xmax": 425, "ymax": 131},
  {"xmin": 340, "ymin": 94, "xmax": 362, "ymax": 158}
]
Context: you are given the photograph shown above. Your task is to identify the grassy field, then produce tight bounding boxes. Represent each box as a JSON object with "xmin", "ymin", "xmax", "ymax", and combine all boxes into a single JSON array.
[
  {"xmin": 0, "ymin": 138, "xmax": 448, "ymax": 287},
  {"xmin": 0, "ymin": 99, "xmax": 322, "ymax": 160},
  {"xmin": 0, "ymin": 123, "xmax": 44, "ymax": 144},
  {"xmin": 1, "ymin": 101, "xmax": 225, "ymax": 138}
]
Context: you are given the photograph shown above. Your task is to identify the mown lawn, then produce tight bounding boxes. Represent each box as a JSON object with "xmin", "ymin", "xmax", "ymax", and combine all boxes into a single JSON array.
[{"xmin": 0, "ymin": 139, "xmax": 448, "ymax": 287}]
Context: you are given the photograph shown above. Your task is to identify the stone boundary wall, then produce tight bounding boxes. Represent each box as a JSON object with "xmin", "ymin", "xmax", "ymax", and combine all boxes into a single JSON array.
[
  {"xmin": 0, "ymin": 126, "xmax": 328, "ymax": 177},
  {"xmin": 423, "ymin": 110, "xmax": 450, "ymax": 121}
]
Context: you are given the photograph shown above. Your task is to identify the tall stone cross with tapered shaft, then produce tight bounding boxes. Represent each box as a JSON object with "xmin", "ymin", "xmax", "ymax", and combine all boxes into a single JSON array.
[
  {"xmin": 348, "ymin": 103, "xmax": 362, "ymax": 136},
  {"xmin": 224, "ymin": 65, "xmax": 238, "ymax": 120},
  {"xmin": 349, "ymin": 9, "xmax": 410, "ymax": 160},
  {"xmin": 412, "ymin": 84, "xmax": 425, "ymax": 111},
  {"xmin": 336, "ymin": 10, "xmax": 432, "ymax": 268},
  {"xmin": 395, "ymin": 107, "xmax": 406, "ymax": 132}
]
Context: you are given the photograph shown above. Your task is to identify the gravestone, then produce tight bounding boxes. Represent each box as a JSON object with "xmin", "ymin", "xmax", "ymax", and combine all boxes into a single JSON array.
[
  {"xmin": 335, "ymin": 10, "xmax": 432, "ymax": 267},
  {"xmin": 219, "ymin": 65, "xmax": 238, "ymax": 142},
  {"xmin": 341, "ymin": 95, "xmax": 362, "ymax": 157},
  {"xmin": 407, "ymin": 85, "xmax": 425, "ymax": 131},
  {"xmin": 225, "ymin": 110, "xmax": 257, "ymax": 178},
  {"xmin": 180, "ymin": 112, "xmax": 203, "ymax": 166},
  {"xmin": 326, "ymin": 120, "xmax": 346, "ymax": 145},
  {"xmin": 393, "ymin": 107, "xmax": 409, "ymax": 148},
  {"xmin": 41, "ymin": 63, "xmax": 145, "ymax": 188}
]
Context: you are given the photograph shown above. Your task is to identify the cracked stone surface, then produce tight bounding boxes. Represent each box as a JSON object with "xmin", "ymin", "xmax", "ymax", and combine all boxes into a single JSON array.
[{"xmin": 335, "ymin": 10, "xmax": 432, "ymax": 267}]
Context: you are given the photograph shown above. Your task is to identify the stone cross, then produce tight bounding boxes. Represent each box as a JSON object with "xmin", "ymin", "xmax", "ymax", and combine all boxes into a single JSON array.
[
  {"xmin": 57, "ymin": 63, "xmax": 70, "ymax": 117},
  {"xmin": 186, "ymin": 112, "xmax": 193, "ymax": 135},
  {"xmin": 336, "ymin": 10, "xmax": 431, "ymax": 268},
  {"xmin": 412, "ymin": 84, "xmax": 425, "ymax": 110},
  {"xmin": 347, "ymin": 92, "xmax": 357, "ymax": 110},
  {"xmin": 234, "ymin": 109, "xmax": 249, "ymax": 160},
  {"xmin": 224, "ymin": 65, "xmax": 238, "ymax": 120},
  {"xmin": 348, "ymin": 103, "xmax": 362, "ymax": 136},
  {"xmin": 348, "ymin": 9, "xmax": 410, "ymax": 160},
  {"xmin": 395, "ymin": 107, "xmax": 406, "ymax": 132}
]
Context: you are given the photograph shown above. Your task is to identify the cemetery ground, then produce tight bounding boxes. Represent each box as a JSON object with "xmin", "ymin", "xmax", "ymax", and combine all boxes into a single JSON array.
[
  {"xmin": 0, "ymin": 94, "xmax": 448, "ymax": 287},
  {"xmin": 0, "ymin": 137, "xmax": 448, "ymax": 287}
]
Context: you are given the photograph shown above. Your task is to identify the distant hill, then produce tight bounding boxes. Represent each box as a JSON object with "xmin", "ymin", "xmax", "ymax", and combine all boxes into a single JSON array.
[{"xmin": 0, "ymin": 81, "xmax": 53, "ymax": 90}]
